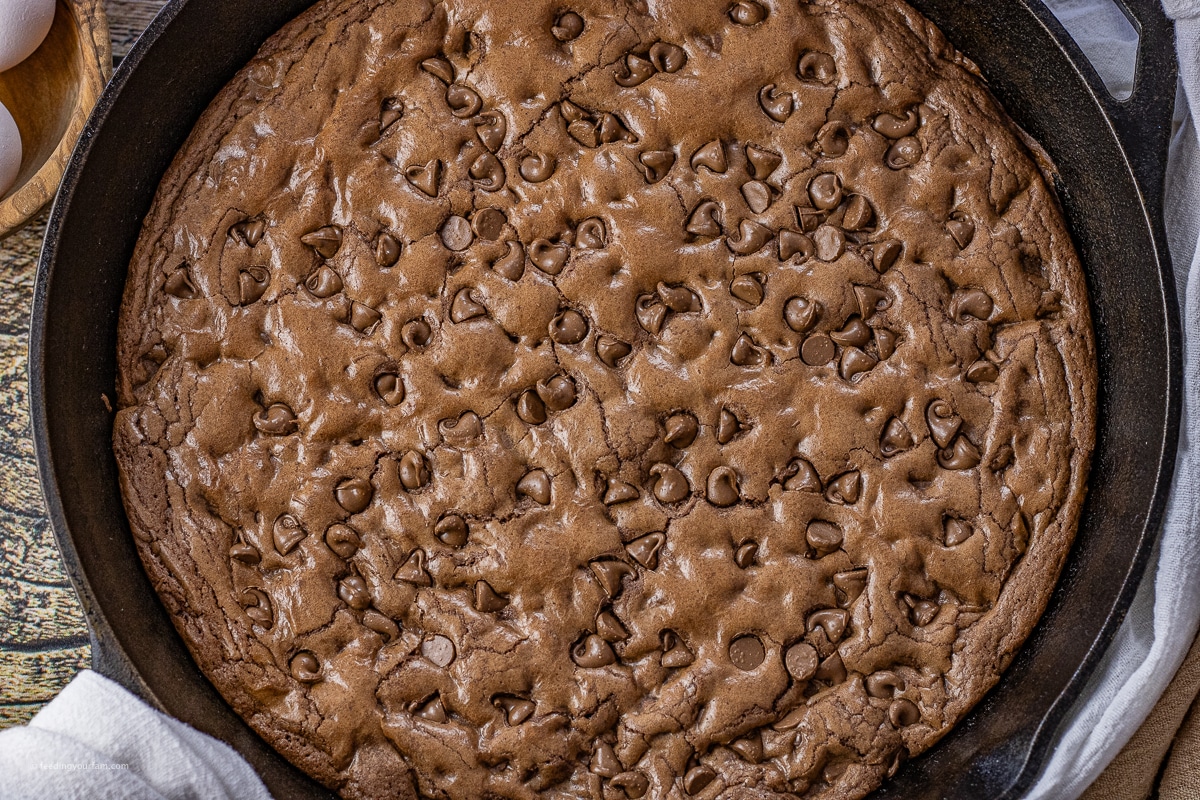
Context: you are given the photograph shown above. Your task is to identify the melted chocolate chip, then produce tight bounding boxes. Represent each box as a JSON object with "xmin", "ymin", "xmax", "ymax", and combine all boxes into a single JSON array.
[
  {"xmin": 597, "ymin": 336, "xmax": 633, "ymax": 367},
  {"xmin": 691, "ymin": 139, "xmax": 728, "ymax": 174},
  {"xmin": 254, "ymin": 403, "xmax": 298, "ymax": 436},
  {"xmin": 164, "ymin": 265, "xmax": 197, "ymax": 299},
  {"xmin": 683, "ymin": 766, "xmax": 717, "ymax": 795},
  {"xmin": 530, "ymin": 239, "xmax": 570, "ymax": 274},
  {"xmin": 730, "ymin": 274, "xmax": 765, "ymax": 306},
  {"xmin": 375, "ymin": 232, "xmax": 401, "ymax": 268},
  {"xmin": 664, "ymin": 412, "xmax": 699, "ymax": 448},
  {"xmin": 966, "ymin": 359, "xmax": 1000, "ymax": 383},
  {"xmin": 839, "ymin": 347, "xmax": 877, "ymax": 381},
  {"xmin": 833, "ymin": 568, "xmax": 868, "ymax": 606},
  {"xmin": 741, "ymin": 181, "xmax": 773, "ymax": 214},
  {"xmin": 596, "ymin": 608, "xmax": 628, "ymax": 641},
  {"xmin": 339, "ymin": 575, "xmax": 371, "ymax": 610},
  {"xmin": 420, "ymin": 56, "xmax": 455, "ymax": 84},
  {"xmin": 730, "ymin": 332, "xmax": 768, "ymax": 366},
  {"xmin": 801, "ymin": 333, "xmax": 836, "ymax": 366},
  {"xmin": 490, "ymin": 241, "xmax": 526, "ymax": 281},
  {"xmin": 638, "ymin": 150, "xmax": 675, "ymax": 183},
  {"xmin": 615, "ymin": 53, "xmax": 655, "ymax": 88},
  {"xmin": 469, "ymin": 152, "xmax": 506, "ymax": 192},
  {"xmin": 613, "ymin": 772, "xmax": 650, "ymax": 799},
  {"xmin": 874, "ymin": 109, "xmax": 919, "ymax": 138},
  {"xmin": 230, "ymin": 541, "xmax": 260, "ymax": 565},
  {"xmin": 746, "ymin": 144, "xmax": 782, "ymax": 180},
  {"xmin": 798, "ymin": 51, "xmax": 836, "ymax": 83},
  {"xmin": 451, "ymin": 288, "xmax": 487, "ymax": 322},
  {"xmin": 783, "ymin": 458, "xmax": 822, "ymax": 492},
  {"xmin": 727, "ymin": 220, "xmax": 773, "ymax": 256},
  {"xmin": 785, "ymin": 296, "xmax": 820, "ymax": 333},
  {"xmin": 395, "ymin": 548, "xmax": 432, "ymax": 586},
  {"xmin": 855, "ymin": 285, "xmax": 891, "ymax": 319},
  {"xmin": 759, "ymin": 84, "xmax": 794, "ymax": 123},
  {"xmin": 591, "ymin": 741, "xmax": 622, "ymax": 777},
  {"xmin": 734, "ymin": 540, "xmax": 758, "ymax": 568},
  {"xmin": 716, "ymin": 407, "xmax": 746, "ymax": 444},
  {"xmin": 946, "ymin": 212, "xmax": 976, "ymax": 249},
  {"xmin": 519, "ymin": 153, "xmax": 556, "ymax": 183},
  {"xmin": 537, "ymin": 375, "xmax": 577, "ymax": 410},
  {"xmin": 943, "ymin": 517, "xmax": 974, "ymax": 547},
  {"xmin": 661, "ymin": 629, "xmax": 695, "ymax": 667},
  {"xmin": 305, "ymin": 265, "xmax": 343, "ymax": 298},
  {"xmin": 649, "ymin": 41, "xmax": 687, "ymax": 73},
  {"xmin": 335, "ymin": 477, "xmax": 373, "ymax": 513},
  {"xmin": 873, "ymin": 239, "xmax": 903, "ymax": 273},
  {"xmin": 495, "ymin": 695, "xmax": 535, "ymax": 725},
  {"xmin": 405, "ymin": 159, "xmax": 442, "ymax": 197},
  {"xmin": 603, "ymin": 478, "xmax": 640, "ymax": 506},
  {"xmin": 831, "ymin": 315, "xmax": 871, "ymax": 348},
  {"xmin": 325, "ymin": 523, "xmax": 362, "ymax": 558},
  {"xmin": 440, "ymin": 411, "xmax": 482, "ymax": 446},
  {"xmin": 475, "ymin": 111, "xmax": 507, "ymax": 152},
  {"xmin": 880, "ymin": 417, "xmax": 914, "ymax": 457},
  {"xmin": 807, "ymin": 608, "xmax": 849, "ymax": 642},
  {"xmin": 550, "ymin": 309, "xmax": 589, "ymax": 344},
  {"xmin": 551, "ymin": 10, "xmax": 584, "ymax": 41},
  {"xmin": 925, "ymin": 401, "xmax": 962, "ymax": 449},
  {"xmin": 301, "ymin": 225, "xmax": 342, "ymax": 259},
  {"xmin": 815, "ymin": 121, "xmax": 851, "ymax": 157},
  {"xmin": 517, "ymin": 469, "xmax": 552, "ymax": 504},
  {"xmin": 446, "ymin": 83, "xmax": 482, "ymax": 118},
  {"xmin": 291, "ymin": 651, "xmax": 322, "ymax": 683},
  {"xmin": 825, "ymin": 471, "xmax": 861, "ymax": 504},
  {"xmin": 230, "ymin": 218, "xmax": 266, "ymax": 247},
  {"xmin": 349, "ymin": 301, "xmax": 382, "ymax": 333},
  {"xmin": 730, "ymin": 634, "xmax": 765, "ymax": 670},
  {"xmin": 808, "ymin": 174, "xmax": 843, "ymax": 210},
  {"xmin": 650, "ymin": 463, "xmax": 690, "ymax": 504},
  {"xmin": 626, "ymin": 531, "xmax": 665, "ymax": 569},
  {"xmin": 890, "ymin": 698, "xmax": 921, "ymax": 727},
  {"xmin": 938, "ymin": 435, "xmax": 981, "ymax": 470},
  {"xmin": 876, "ymin": 328, "xmax": 899, "ymax": 359},
  {"xmin": 731, "ymin": 733, "xmax": 764, "ymax": 763},
  {"xmin": 686, "ymin": 200, "xmax": 723, "ymax": 238},
  {"xmin": 806, "ymin": 520, "xmax": 843, "ymax": 556},
  {"xmin": 576, "ymin": 218, "xmax": 607, "ymax": 249},
  {"xmin": 436, "ymin": 514, "xmax": 469, "ymax": 547},
  {"xmin": 516, "ymin": 390, "xmax": 548, "ymax": 425},
  {"xmin": 398, "ymin": 450, "xmax": 430, "ymax": 490},
  {"xmin": 238, "ymin": 267, "xmax": 270, "ymax": 305},
  {"xmin": 707, "ymin": 466, "xmax": 740, "ymax": 507},
  {"xmin": 729, "ymin": 0, "xmax": 767, "ymax": 25},
  {"xmin": 413, "ymin": 694, "xmax": 448, "ymax": 723},
  {"xmin": 573, "ymin": 633, "xmax": 617, "ymax": 668},
  {"xmin": 907, "ymin": 595, "xmax": 940, "ymax": 626},
  {"xmin": 886, "ymin": 136, "xmax": 923, "ymax": 170},
  {"xmin": 658, "ymin": 282, "xmax": 701, "ymax": 312},
  {"xmin": 843, "ymin": 194, "xmax": 875, "ymax": 231},
  {"xmin": 402, "ymin": 318, "xmax": 433, "ymax": 348},
  {"xmin": 474, "ymin": 580, "xmax": 509, "ymax": 612},
  {"xmin": 951, "ymin": 288, "xmax": 995, "ymax": 322},
  {"xmin": 814, "ymin": 225, "xmax": 846, "ymax": 262},
  {"xmin": 239, "ymin": 588, "xmax": 273, "ymax": 627},
  {"xmin": 440, "ymin": 216, "xmax": 474, "ymax": 251},
  {"xmin": 866, "ymin": 670, "xmax": 904, "ymax": 698}
]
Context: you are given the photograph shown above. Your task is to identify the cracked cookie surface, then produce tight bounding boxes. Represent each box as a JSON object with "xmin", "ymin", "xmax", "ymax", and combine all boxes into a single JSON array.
[{"xmin": 113, "ymin": 0, "xmax": 1095, "ymax": 798}]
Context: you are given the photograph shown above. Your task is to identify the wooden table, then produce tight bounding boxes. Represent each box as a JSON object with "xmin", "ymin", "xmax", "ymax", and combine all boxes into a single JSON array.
[{"xmin": 0, "ymin": 0, "xmax": 165, "ymax": 729}]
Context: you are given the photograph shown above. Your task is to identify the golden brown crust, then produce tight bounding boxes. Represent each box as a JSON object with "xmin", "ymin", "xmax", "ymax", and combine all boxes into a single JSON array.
[{"xmin": 113, "ymin": 1, "xmax": 1095, "ymax": 798}]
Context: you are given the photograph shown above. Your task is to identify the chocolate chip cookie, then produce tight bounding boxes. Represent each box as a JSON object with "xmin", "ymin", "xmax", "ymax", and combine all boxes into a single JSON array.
[{"xmin": 113, "ymin": 0, "xmax": 1096, "ymax": 798}]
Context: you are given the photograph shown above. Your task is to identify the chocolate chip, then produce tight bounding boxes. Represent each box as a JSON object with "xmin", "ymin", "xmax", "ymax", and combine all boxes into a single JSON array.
[
  {"xmin": 517, "ymin": 469, "xmax": 551, "ymax": 504},
  {"xmin": 664, "ymin": 412, "xmax": 699, "ymax": 447},
  {"xmin": 569, "ymin": 119, "xmax": 601, "ymax": 148},
  {"xmin": 785, "ymin": 642, "xmax": 819, "ymax": 681},
  {"xmin": 573, "ymin": 633, "xmax": 617, "ymax": 668},
  {"xmin": 164, "ymin": 265, "xmax": 197, "ymax": 299},
  {"xmin": 325, "ymin": 523, "xmax": 362, "ymax": 558},
  {"xmin": 373, "ymin": 373, "xmax": 404, "ymax": 406},
  {"xmin": 305, "ymin": 265, "xmax": 343, "ymax": 298},
  {"xmin": 833, "ymin": 568, "xmax": 868, "ymax": 606},
  {"xmin": 727, "ymin": 220, "xmax": 773, "ymax": 256},
  {"xmin": 808, "ymin": 173, "xmax": 843, "ymax": 210},
  {"xmin": 716, "ymin": 408, "xmax": 745, "ymax": 444},
  {"xmin": 691, "ymin": 139, "xmax": 728, "ymax": 173},
  {"xmin": 290, "ymin": 651, "xmax": 322, "ymax": 683},
  {"xmin": 683, "ymin": 766, "xmax": 717, "ymax": 795},
  {"xmin": 825, "ymin": 471, "xmax": 861, "ymax": 504},
  {"xmin": 943, "ymin": 517, "xmax": 973, "ymax": 547},
  {"xmin": 649, "ymin": 41, "xmax": 687, "ymax": 72},
  {"xmin": 230, "ymin": 541, "xmax": 260, "ymax": 565},
  {"xmin": 376, "ymin": 232, "xmax": 401, "ymax": 268},
  {"xmin": 440, "ymin": 413, "xmax": 482, "ymax": 448},
  {"xmin": 650, "ymin": 464, "xmax": 690, "ymax": 504},
  {"xmin": 890, "ymin": 698, "xmax": 921, "ymax": 727},
  {"xmin": 596, "ymin": 608, "xmax": 628, "ymax": 641},
  {"xmin": 552, "ymin": 10, "xmax": 585, "ymax": 41},
  {"xmin": 831, "ymin": 315, "xmax": 871, "ymax": 348},
  {"xmin": 301, "ymin": 225, "xmax": 342, "ymax": 259},
  {"xmin": 519, "ymin": 153, "xmax": 556, "ymax": 183},
  {"xmin": 420, "ymin": 56, "xmax": 454, "ymax": 83},
  {"xmin": 336, "ymin": 477, "xmax": 373, "ymax": 513},
  {"xmin": 876, "ymin": 328, "xmax": 898, "ymax": 359},
  {"xmin": 866, "ymin": 670, "xmax": 904, "ymax": 698},
  {"xmin": 801, "ymin": 333, "xmax": 836, "ymax": 365},
  {"xmin": 626, "ymin": 531, "xmax": 665, "ymax": 569},
  {"xmin": 686, "ymin": 200, "xmax": 723, "ymax": 238},
  {"xmin": 349, "ymin": 301, "xmax": 382, "ymax": 333},
  {"xmin": 450, "ymin": 288, "xmax": 487, "ymax": 322},
  {"xmin": 530, "ymin": 239, "xmax": 570, "ymax": 274},
  {"xmin": 436, "ymin": 514, "xmax": 469, "ymax": 547},
  {"xmin": 638, "ymin": 150, "xmax": 675, "ymax": 183},
  {"xmin": 537, "ymin": 375, "xmax": 577, "ymax": 410},
  {"xmin": 238, "ymin": 267, "xmax": 270, "ymax": 305},
  {"xmin": 474, "ymin": 110, "xmax": 506, "ymax": 152},
  {"xmin": 707, "ymin": 466, "xmax": 740, "ymax": 507},
  {"xmin": 550, "ymin": 309, "xmax": 589, "ymax": 343},
  {"xmin": 813, "ymin": 225, "xmax": 846, "ymax": 262},
  {"xmin": 657, "ymin": 282, "xmax": 701, "ymax": 312},
  {"xmin": 873, "ymin": 108, "xmax": 919, "ymax": 139},
  {"xmin": 661, "ymin": 629, "xmax": 695, "ymax": 667},
  {"xmin": 446, "ymin": 83, "xmax": 482, "ymax": 118},
  {"xmin": 597, "ymin": 112, "xmax": 637, "ymax": 144},
  {"xmin": 474, "ymin": 580, "xmax": 509, "ymax": 612},
  {"xmin": 925, "ymin": 401, "xmax": 962, "ymax": 449},
  {"xmin": 615, "ymin": 53, "xmax": 655, "ymax": 87},
  {"xmin": 402, "ymin": 318, "xmax": 433, "ymax": 349},
  {"xmin": 405, "ymin": 159, "xmax": 442, "ymax": 197},
  {"xmin": 840, "ymin": 347, "xmax": 877, "ymax": 381},
  {"xmin": 239, "ymin": 588, "xmax": 273, "ymax": 627},
  {"xmin": 735, "ymin": 541, "xmax": 758, "ymax": 568},
  {"xmin": 338, "ymin": 575, "xmax": 371, "ymax": 610},
  {"xmin": 966, "ymin": 359, "xmax": 999, "ymax": 383},
  {"xmin": 872, "ymin": 239, "xmax": 902, "ymax": 273},
  {"xmin": 740, "ymin": 180, "xmax": 773, "ymax": 215},
  {"xmin": 886, "ymin": 136, "xmax": 923, "ymax": 170},
  {"xmin": 597, "ymin": 336, "xmax": 633, "ymax": 367},
  {"xmin": 730, "ymin": 634, "xmax": 765, "ymax": 670},
  {"xmin": 398, "ymin": 451, "xmax": 429, "ymax": 490},
  {"xmin": 806, "ymin": 520, "xmax": 842, "ymax": 556},
  {"xmin": 798, "ymin": 50, "xmax": 836, "ymax": 83},
  {"xmin": 842, "ymin": 194, "xmax": 875, "ymax": 231},
  {"xmin": 729, "ymin": 275, "xmax": 765, "ymax": 307},
  {"xmin": 855, "ymin": 285, "xmax": 891, "ymax": 319},
  {"xmin": 518, "ymin": 391, "xmax": 550, "ymax": 427},
  {"xmin": 613, "ymin": 772, "xmax": 650, "ymax": 799},
  {"xmin": 880, "ymin": 417, "xmax": 913, "ymax": 457},
  {"xmin": 807, "ymin": 608, "xmax": 849, "ymax": 642},
  {"xmin": 591, "ymin": 741, "xmax": 622, "ymax": 777},
  {"xmin": 758, "ymin": 84, "xmax": 794, "ymax": 123},
  {"xmin": 784, "ymin": 297, "xmax": 820, "ymax": 333},
  {"xmin": 494, "ymin": 695, "xmax": 535, "ymax": 725},
  {"xmin": 730, "ymin": 332, "xmax": 767, "ymax": 366},
  {"xmin": 729, "ymin": 0, "xmax": 767, "ymax": 24},
  {"xmin": 938, "ymin": 436, "xmax": 981, "ymax": 470},
  {"xmin": 946, "ymin": 212, "xmax": 976, "ymax": 249},
  {"xmin": 230, "ymin": 218, "xmax": 266, "ymax": 247},
  {"xmin": 488, "ymin": 241, "xmax": 526, "ymax": 281},
  {"xmin": 731, "ymin": 733, "xmax": 764, "ymax": 763},
  {"xmin": 272, "ymin": 515, "xmax": 307, "ymax": 561},
  {"xmin": 395, "ymin": 548, "xmax": 432, "ymax": 586},
  {"xmin": 951, "ymin": 288, "xmax": 994, "ymax": 322},
  {"xmin": 603, "ymin": 477, "xmax": 640, "ymax": 505},
  {"xmin": 816, "ymin": 652, "xmax": 848, "ymax": 684},
  {"xmin": 413, "ymin": 694, "xmax": 448, "ymax": 723},
  {"xmin": 907, "ymin": 595, "xmax": 940, "ymax": 626},
  {"xmin": 469, "ymin": 152, "xmax": 506, "ymax": 192},
  {"xmin": 253, "ymin": 403, "xmax": 297, "ymax": 436},
  {"xmin": 783, "ymin": 458, "xmax": 822, "ymax": 492},
  {"xmin": 440, "ymin": 216, "xmax": 474, "ymax": 251},
  {"xmin": 575, "ymin": 217, "xmax": 607, "ymax": 249},
  {"xmin": 815, "ymin": 121, "xmax": 851, "ymax": 157}
]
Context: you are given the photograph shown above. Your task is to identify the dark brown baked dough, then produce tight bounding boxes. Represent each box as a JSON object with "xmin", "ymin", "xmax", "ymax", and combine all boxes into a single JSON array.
[{"xmin": 113, "ymin": 0, "xmax": 1096, "ymax": 798}]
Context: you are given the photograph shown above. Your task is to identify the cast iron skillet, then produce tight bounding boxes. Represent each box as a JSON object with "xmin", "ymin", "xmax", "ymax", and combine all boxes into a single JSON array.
[{"xmin": 29, "ymin": 0, "xmax": 1180, "ymax": 797}]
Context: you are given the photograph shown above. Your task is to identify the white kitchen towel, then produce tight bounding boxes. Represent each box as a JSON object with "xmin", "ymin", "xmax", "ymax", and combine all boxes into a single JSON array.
[
  {"xmin": 0, "ymin": 669, "xmax": 272, "ymax": 800},
  {"xmin": 1026, "ymin": 1, "xmax": 1200, "ymax": 799}
]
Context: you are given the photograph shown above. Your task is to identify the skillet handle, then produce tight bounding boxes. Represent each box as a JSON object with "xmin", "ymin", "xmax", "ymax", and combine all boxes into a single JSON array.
[{"xmin": 1037, "ymin": 0, "xmax": 1177, "ymax": 217}]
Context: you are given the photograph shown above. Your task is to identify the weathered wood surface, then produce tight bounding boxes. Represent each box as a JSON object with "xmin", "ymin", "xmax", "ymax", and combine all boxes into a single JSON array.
[{"xmin": 0, "ymin": 0, "xmax": 166, "ymax": 729}]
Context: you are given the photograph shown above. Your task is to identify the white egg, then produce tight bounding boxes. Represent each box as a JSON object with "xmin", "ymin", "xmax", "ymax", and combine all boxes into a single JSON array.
[
  {"xmin": 0, "ymin": 100, "xmax": 20, "ymax": 198},
  {"xmin": 0, "ymin": 0, "xmax": 56, "ymax": 73}
]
